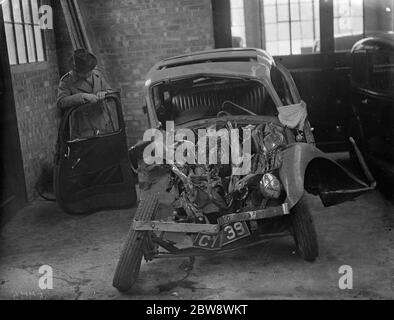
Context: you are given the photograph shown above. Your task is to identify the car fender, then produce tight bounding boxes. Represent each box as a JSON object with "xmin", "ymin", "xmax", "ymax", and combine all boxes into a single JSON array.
[{"xmin": 280, "ymin": 143, "xmax": 374, "ymax": 209}]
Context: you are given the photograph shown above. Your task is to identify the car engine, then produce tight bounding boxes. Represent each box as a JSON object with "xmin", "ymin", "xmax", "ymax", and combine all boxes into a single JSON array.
[{"xmin": 167, "ymin": 121, "xmax": 287, "ymax": 224}]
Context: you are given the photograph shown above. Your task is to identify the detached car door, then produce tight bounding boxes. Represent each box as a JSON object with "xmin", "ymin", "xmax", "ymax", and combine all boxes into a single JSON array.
[{"xmin": 54, "ymin": 93, "xmax": 137, "ymax": 215}]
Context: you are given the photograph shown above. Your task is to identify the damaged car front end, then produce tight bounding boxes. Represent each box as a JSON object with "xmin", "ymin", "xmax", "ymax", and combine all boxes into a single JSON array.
[{"xmin": 113, "ymin": 48, "xmax": 375, "ymax": 293}]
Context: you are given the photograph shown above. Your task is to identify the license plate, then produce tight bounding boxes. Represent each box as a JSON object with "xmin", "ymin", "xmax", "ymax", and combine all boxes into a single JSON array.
[
  {"xmin": 192, "ymin": 233, "xmax": 221, "ymax": 250},
  {"xmin": 220, "ymin": 221, "xmax": 250, "ymax": 246},
  {"xmin": 193, "ymin": 221, "xmax": 250, "ymax": 250}
]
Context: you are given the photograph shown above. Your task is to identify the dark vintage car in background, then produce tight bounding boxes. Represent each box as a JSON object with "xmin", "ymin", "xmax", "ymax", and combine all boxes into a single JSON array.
[
  {"xmin": 112, "ymin": 48, "xmax": 376, "ymax": 292},
  {"xmin": 349, "ymin": 34, "xmax": 394, "ymax": 198}
]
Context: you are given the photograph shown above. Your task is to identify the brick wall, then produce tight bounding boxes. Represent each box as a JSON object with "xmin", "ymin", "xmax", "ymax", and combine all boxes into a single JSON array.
[
  {"xmin": 79, "ymin": 0, "xmax": 215, "ymax": 144},
  {"xmin": 11, "ymin": 2, "xmax": 61, "ymax": 201},
  {"xmin": 9, "ymin": 0, "xmax": 215, "ymax": 201}
]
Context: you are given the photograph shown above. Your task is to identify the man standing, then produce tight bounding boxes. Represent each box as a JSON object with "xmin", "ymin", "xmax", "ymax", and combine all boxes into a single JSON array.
[{"xmin": 57, "ymin": 49, "xmax": 111, "ymax": 110}]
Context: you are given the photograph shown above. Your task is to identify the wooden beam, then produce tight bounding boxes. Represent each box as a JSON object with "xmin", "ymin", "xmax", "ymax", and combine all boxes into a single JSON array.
[
  {"xmin": 72, "ymin": 0, "xmax": 92, "ymax": 52},
  {"xmin": 211, "ymin": 0, "xmax": 232, "ymax": 48},
  {"xmin": 60, "ymin": 0, "xmax": 92, "ymax": 51},
  {"xmin": 320, "ymin": 0, "xmax": 334, "ymax": 53},
  {"xmin": 244, "ymin": 0, "xmax": 263, "ymax": 48},
  {"xmin": 0, "ymin": 5, "xmax": 28, "ymax": 223}
]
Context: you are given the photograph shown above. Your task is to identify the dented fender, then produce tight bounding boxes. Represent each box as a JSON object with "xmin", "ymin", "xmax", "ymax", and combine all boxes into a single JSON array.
[{"xmin": 280, "ymin": 143, "xmax": 375, "ymax": 209}]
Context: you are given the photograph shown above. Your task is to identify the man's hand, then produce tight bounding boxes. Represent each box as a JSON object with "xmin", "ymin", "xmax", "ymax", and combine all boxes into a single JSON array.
[
  {"xmin": 82, "ymin": 93, "xmax": 99, "ymax": 104},
  {"xmin": 96, "ymin": 91, "xmax": 107, "ymax": 100}
]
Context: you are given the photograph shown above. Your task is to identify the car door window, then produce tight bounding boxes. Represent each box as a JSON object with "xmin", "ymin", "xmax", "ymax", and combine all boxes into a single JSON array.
[
  {"xmin": 69, "ymin": 98, "xmax": 120, "ymax": 141},
  {"xmin": 271, "ymin": 66, "xmax": 296, "ymax": 106}
]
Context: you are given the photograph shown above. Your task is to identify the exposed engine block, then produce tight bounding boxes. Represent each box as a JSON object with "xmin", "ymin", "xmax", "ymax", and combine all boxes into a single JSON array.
[{"xmin": 169, "ymin": 122, "xmax": 287, "ymax": 223}]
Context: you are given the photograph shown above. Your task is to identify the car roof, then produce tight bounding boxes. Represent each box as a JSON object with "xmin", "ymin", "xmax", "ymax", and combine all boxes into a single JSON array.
[
  {"xmin": 159, "ymin": 48, "xmax": 272, "ymax": 66},
  {"xmin": 146, "ymin": 48, "xmax": 276, "ymax": 85}
]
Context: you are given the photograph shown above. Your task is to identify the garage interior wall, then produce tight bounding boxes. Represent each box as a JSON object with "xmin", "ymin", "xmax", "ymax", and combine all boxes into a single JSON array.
[
  {"xmin": 7, "ymin": 0, "xmax": 62, "ymax": 201},
  {"xmin": 1, "ymin": 0, "xmax": 215, "ymax": 202},
  {"xmin": 0, "ymin": 5, "xmax": 27, "ymax": 223},
  {"xmin": 76, "ymin": 0, "xmax": 215, "ymax": 144},
  {"xmin": 2, "ymin": 0, "xmax": 392, "ymax": 204}
]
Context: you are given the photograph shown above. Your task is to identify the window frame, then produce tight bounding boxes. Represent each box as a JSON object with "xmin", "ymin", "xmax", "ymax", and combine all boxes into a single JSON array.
[
  {"xmin": 219, "ymin": 0, "xmax": 372, "ymax": 56},
  {"xmin": 1, "ymin": 0, "xmax": 46, "ymax": 65},
  {"xmin": 68, "ymin": 99, "xmax": 122, "ymax": 142},
  {"xmin": 263, "ymin": 0, "xmax": 321, "ymax": 56}
]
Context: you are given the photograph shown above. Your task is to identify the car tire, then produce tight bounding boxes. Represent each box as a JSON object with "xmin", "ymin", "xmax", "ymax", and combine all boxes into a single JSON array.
[
  {"xmin": 112, "ymin": 195, "xmax": 159, "ymax": 293},
  {"xmin": 291, "ymin": 196, "xmax": 319, "ymax": 262}
]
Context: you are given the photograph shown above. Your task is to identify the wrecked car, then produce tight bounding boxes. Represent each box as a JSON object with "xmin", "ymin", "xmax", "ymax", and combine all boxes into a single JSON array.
[{"xmin": 113, "ymin": 48, "xmax": 376, "ymax": 292}]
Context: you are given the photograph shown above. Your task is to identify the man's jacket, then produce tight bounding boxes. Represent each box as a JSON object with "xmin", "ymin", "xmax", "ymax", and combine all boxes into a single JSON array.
[{"xmin": 57, "ymin": 69, "xmax": 111, "ymax": 110}]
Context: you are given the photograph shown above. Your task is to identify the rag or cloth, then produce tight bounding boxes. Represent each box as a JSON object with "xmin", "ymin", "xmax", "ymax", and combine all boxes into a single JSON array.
[{"xmin": 278, "ymin": 101, "xmax": 308, "ymax": 130}]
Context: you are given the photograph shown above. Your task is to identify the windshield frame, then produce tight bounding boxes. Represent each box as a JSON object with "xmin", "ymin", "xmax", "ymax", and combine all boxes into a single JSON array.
[{"xmin": 147, "ymin": 73, "xmax": 297, "ymax": 127}]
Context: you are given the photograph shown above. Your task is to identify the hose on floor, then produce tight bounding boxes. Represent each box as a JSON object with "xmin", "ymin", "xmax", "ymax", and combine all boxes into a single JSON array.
[{"xmin": 35, "ymin": 164, "xmax": 57, "ymax": 202}]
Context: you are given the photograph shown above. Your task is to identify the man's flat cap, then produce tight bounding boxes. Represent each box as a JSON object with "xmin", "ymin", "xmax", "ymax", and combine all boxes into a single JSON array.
[{"xmin": 72, "ymin": 49, "xmax": 98, "ymax": 73}]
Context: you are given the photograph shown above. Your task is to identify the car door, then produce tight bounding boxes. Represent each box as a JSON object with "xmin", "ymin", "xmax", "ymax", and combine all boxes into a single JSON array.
[{"xmin": 54, "ymin": 93, "xmax": 137, "ymax": 215}]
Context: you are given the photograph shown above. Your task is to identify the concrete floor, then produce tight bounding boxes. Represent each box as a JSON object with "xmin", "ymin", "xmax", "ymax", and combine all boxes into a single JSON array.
[{"xmin": 0, "ymin": 189, "xmax": 393, "ymax": 300}]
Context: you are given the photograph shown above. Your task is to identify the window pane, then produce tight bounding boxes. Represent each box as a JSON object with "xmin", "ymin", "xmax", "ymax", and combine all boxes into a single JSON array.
[
  {"xmin": 291, "ymin": 21, "xmax": 301, "ymax": 40},
  {"xmin": 69, "ymin": 100, "xmax": 121, "ymax": 140},
  {"xmin": 34, "ymin": 26, "xmax": 45, "ymax": 61},
  {"xmin": 265, "ymin": 0, "xmax": 276, "ymax": 5},
  {"xmin": 14, "ymin": 24, "xmax": 27, "ymax": 64},
  {"xmin": 2, "ymin": 0, "xmax": 12, "ymax": 22},
  {"xmin": 265, "ymin": 24, "xmax": 278, "ymax": 41},
  {"xmin": 231, "ymin": 8, "xmax": 245, "ymax": 26},
  {"xmin": 266, "ymin": 41, "xmax": 279, "ymax": 56},
  {"xmin": 314, "ymin": 0, "xmax": 320, "ymax": 48},
  {"xmin": 264, "ymin": 6, "xmax": 277, "ymax": 24},
  {"xmin": 4, "ymin": 23, "xmax": 18, "ymax": 65},
  {"xmin": 278, "ymin": 22, "xmax": 289, "ymax": 40},
  {"xmin": 351, "ymin": 0, "xmax": 363, "ymax": 16},
  {"xmin": 31, "ymin": 0, "xmax": 39, "ymax": 24},
  {"xmin": 231, "ymin": 0, "xmax": 244, "ymax": 9},
  {"xmin": 231, "ymin": 0, "xmax": 246, "ymax": 47},
  {"xmin": 12, "ymin": 0, "xmax": 23, "ymax": 23},
  {"xmin": 291, "ymin": 2, "xmax": 300, "ymax": 21},
  {"xmin": 2, "ymin": 0, "xmax": 45, "ymax": 65},
  {"xmin": 25, "ymin": 24, "xmax": 36, "ymax": 62},
  {"xmin": 277, "ymin": 4, "xmax": 289, "ymax": 22},
  {"xmin": 301, "ymin": 20, "xmax": 314, "ymax": 39},
  {"xmin": 22, "ymin": 0, "xmax": 32, "ymax": 23},
  {"xmin": 262, "ymin": 0, "xmax": 320, "ymax": 56},
  {"xmin": 300, "ymin": 1, "xmax": 314, "ymax": 20},
  {"xmin": 334, "ymin": 0, "xmax": 364, "ymax": 52},
  {"xmin": 292, "ymin": 40, "xmax": 302, "ymax": 54},
  {"xmin": 352, "ymin": 16, "xmax": 363, "ymax": 33},
  {"xmin": 278, "ymin": 40, "xmax": 291, "ymax": 55}
]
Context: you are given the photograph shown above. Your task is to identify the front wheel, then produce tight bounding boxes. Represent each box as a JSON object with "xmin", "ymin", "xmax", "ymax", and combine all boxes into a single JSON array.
[
  {"xmin": 291, "ymin": 196, "xmax": 319, "ymax": 262},
  {"xmin": 112, "ymin": 195, "xmax": 159, "ymax": 292}
]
